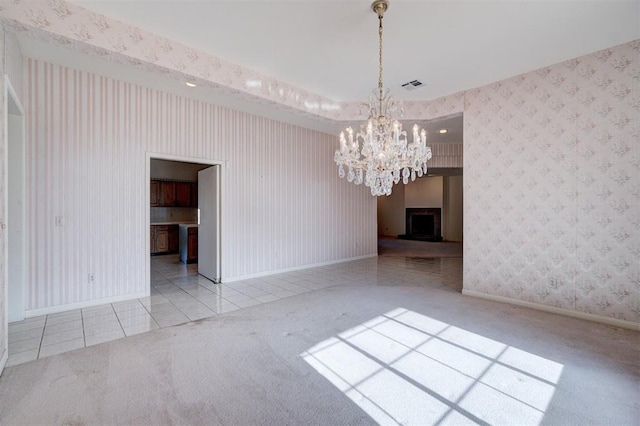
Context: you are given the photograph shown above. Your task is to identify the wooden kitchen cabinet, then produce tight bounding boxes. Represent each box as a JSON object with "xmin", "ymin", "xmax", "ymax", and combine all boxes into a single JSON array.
[
  {"xmin": 155, "ymin": 226, "xmax": 169, "ymax": 252},
  {"xmin": 190, "ymin": 182, "xmax": 198, "ymax": 208},
  {"xmin": 151, "ymin": 179, "xmax": 198, "ymax": 207},
  {"xmin": 176, "ymin": 182, "xmax": 191, "ymax": 207},
  {"xmin": 188, "ymin": 227, "xmax": 198, "ymax": 262},
  {"xmin": 168, "ymin": 226, "xmax": 179, "ymax": 252},
  {"xmin": 160, "ymin": 181, "xmax": 176, "ymax": 206},
  {"xmin": 179, "ymin": 225, "xmax": 198, "ymax": 263},
  {"xmin": 150, "ymin": 181, "xmax": 160, "ymax": 206},
  {"xmin": 150, "ymin": 228, "xmax": 156, "ymax": 253},
  {"xmin": 151, "ymin": 225, "xmax": 179, "ymax": 255}
]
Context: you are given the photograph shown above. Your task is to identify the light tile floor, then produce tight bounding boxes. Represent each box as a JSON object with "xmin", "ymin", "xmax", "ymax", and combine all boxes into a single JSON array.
[{"xmin": 7, "ymin": 254, "xmax": 462, "ymax": 367}]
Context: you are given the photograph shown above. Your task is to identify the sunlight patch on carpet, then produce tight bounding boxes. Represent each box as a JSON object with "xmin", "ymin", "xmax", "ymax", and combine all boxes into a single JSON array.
[{"xmin": 301, "ymin": 308, "xmax": 563, "ymax": 425}]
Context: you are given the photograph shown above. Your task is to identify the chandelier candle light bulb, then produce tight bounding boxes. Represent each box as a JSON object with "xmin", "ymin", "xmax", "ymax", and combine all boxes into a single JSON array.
[{"xmin": 334, "ymin": 0, "xmax": 432, "ymax": 196}]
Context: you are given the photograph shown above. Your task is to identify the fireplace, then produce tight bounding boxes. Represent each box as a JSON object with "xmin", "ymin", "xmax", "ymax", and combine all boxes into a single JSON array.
[{"xmin": 398, "ymin": 208, "xmax": 443, "ymax": 242}]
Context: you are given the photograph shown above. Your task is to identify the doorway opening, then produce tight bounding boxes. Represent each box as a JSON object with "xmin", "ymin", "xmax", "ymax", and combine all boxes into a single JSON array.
[
  {"xmin": 376, "ymin": 113, "xmax": 463, "ymax": 260},
  {"xmin": 146, "ymin": 154, "xmax": 222, "ymax": 294}
]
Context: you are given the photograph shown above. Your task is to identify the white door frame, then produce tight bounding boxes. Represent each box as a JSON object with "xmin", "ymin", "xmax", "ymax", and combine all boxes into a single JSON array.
[
  {"xmin": 145, "ymin": 152, "xmax": 223, "ymax": 292},
  {"xmin": 3, "ymin": 76, "xmax": 26, "ymax": 370},
  {"xmin": 6, "ymin": 77, "xmax": 26, "ymax": 323}
]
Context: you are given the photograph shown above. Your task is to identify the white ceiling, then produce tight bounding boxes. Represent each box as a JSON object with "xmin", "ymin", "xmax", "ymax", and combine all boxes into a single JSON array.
[{"xmin": 66, "ymin": 0, "xmax": 639, "ymax": 103}]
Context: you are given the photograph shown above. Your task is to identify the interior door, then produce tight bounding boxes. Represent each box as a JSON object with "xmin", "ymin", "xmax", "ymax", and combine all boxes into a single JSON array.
[{"xmin": 198, "ymin": 165, "xmax": 220, "ymax": 282}]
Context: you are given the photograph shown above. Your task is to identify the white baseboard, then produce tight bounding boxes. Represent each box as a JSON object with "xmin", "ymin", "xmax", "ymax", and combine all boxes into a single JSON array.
[
  {"xmin": 25, "ymin": 291, "xmax": 150, "ymax": 318},
  {"xmin": 224, "ymin": 254, "xmax": 378, "ymax": 283},
  {"xmin": 462, "ymin": 289, "xmax": 640, "ymax": 331}
]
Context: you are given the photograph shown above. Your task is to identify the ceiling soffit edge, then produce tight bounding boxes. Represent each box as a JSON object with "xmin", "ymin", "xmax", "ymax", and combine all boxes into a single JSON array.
[{"xmin": 0, "ymin": 0, "xmax": 463, "ymax": 123}]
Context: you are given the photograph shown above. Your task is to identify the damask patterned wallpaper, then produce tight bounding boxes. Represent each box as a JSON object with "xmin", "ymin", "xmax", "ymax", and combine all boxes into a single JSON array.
[{"xmin": 463, "ymin": 40, "xmax": 639, "ymax": 324}]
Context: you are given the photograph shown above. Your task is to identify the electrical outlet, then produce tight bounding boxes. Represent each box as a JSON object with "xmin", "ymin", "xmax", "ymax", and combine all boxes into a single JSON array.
[
  {"xmin": 55, "ymin": 216, "xmax": 64, "ymax": 227},
  {"xmin": 88, "ymin": 273, "xmax": 95, "ymax": 284}
]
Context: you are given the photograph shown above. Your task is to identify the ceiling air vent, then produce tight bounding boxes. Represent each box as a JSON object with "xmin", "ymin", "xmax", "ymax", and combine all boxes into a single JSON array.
[{"xmin": 401, "ymin": 80, "xmax": 424, "ymax": 91}]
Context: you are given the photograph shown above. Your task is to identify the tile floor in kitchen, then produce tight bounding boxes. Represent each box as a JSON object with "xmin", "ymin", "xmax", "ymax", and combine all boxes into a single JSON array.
[{"xmin": 7, "ymin": 254, "xmax": 463, "ymax": 367}]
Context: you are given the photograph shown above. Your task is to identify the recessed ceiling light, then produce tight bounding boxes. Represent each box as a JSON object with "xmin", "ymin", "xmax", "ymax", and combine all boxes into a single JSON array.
[
  {"xmin": 438, "ymin": 129, "xmax": 448, "ymax": 134},
  {"xmin": 185, "ymin": 82, "xmax": 196, "ymax": 88}
]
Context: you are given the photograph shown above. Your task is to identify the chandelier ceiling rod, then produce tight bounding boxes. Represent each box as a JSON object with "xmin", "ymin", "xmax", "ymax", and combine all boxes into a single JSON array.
[{"xmin": 374, "ymin": 0, "xmax": 385, "ymax": 92}]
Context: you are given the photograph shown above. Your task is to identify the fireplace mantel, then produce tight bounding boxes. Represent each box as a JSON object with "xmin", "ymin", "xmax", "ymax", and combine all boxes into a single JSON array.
[{"xmin": 398, "ymin": 208, "xmax": 443, "ymax": 242}]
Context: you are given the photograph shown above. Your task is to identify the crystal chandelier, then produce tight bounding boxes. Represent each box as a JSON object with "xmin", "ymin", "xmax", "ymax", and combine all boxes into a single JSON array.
[{"xmin": 334, "ymin": 0, "xmax": 432, "ymax": 196}]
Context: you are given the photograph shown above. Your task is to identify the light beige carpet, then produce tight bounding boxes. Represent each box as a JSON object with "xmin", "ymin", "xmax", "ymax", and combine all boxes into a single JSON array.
[{"xmin": 0, "ymin": 257, "xmax": 637, "ymax": 425}]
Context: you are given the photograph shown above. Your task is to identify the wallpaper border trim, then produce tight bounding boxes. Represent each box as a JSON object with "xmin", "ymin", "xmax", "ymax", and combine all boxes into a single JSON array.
[{"xmin": 462, "ymin": 290, "xmax": 640, "ymax": 331}]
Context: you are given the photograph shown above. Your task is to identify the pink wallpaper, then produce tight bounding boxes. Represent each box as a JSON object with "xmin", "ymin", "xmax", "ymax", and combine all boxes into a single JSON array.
[
  {"xmin": 463, "ymin": 40, "xmax": 639, "ymax": 324},
  {"xmin": 24, "ymin": 58, "xmax": 377, "ymax": 311},
  {"xmin": 19, "ymin": 41, "xmax": 640, "ymax": 325},
  {"xmin": 0, "ymin": 24, "xmax": 7, "ymax": 365},
  {"xmin": 0, "ymin": 0, "xmax": 464, "ymax": 123},
  {"xmin": 1, "ymin": 0, "xmax": 636, "ymax": 326},
  {"xmin": 0, "ymin": 0, "xmax": 340, "ymax": 121},
  {"xmin": 428, "ymin": 144, "xmax": 463, "ymax": 169}
]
